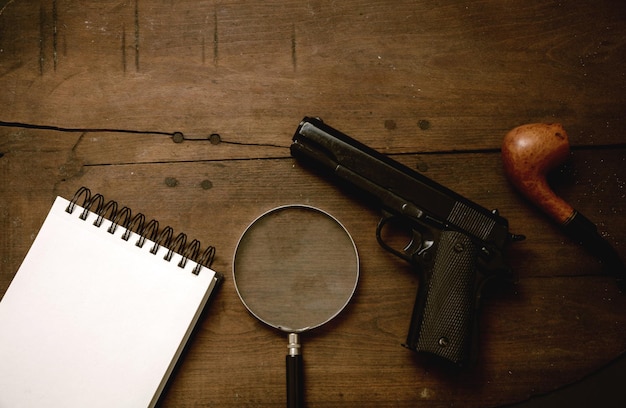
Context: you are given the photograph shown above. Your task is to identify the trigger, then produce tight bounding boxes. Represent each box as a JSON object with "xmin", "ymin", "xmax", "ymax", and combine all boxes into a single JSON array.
[{"xmin": 404, "ymin": 230, "xmax": 424, "ymax": 258}]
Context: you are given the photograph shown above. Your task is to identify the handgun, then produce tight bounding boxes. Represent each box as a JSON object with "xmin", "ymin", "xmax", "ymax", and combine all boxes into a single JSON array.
[{"xmin": 290, "ymin": 117, "xmax": 525, "ymax": 367}]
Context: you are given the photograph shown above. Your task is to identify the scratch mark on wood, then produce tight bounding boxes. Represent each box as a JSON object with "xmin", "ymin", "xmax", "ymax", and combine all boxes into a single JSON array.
[
  {"xmin": 52, "ymin": 0, "xmax": 58, "ymax": 71},
  {"xmin": 39, "ymin": 4, "xmax": 45, "ymax": 75},
  {"xmin": 201, "ymin": 36, "xmax": 205, "ymax": 65},
  {"xmin": 71, "ymin": 132, "xmax": 86, "ymax": 153},
  {"xmin": 134, "ymin": 0, "xmax": 140, "ymax": 71},
  {"xmin": 213, "ymin": 9, "xmax": 218, "ymax": 67},
  {"xmin": 122, "ymin": 24, "xmax": 127, "ymax": 73},
  {"xmin": 291, "ymin": 24, "xmax": 297, "ymax": 71},
  {"xmin": 58, "ymin": 132, "xmax": 86, "ymax": 182}
]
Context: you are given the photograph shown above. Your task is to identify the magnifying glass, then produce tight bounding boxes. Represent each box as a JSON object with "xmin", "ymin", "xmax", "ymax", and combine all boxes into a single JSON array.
[{"xmin": 233, "ymin": 205, "xmax": 359, "ymax": 408}]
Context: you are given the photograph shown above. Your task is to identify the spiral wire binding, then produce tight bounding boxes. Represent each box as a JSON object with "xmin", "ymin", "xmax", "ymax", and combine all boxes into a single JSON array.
[{"xmin": 66, "ymin": 187, "xmax": 216, "ymax": 274}]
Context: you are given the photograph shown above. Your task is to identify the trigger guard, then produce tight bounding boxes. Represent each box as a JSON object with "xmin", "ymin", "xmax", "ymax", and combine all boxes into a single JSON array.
[{"xmin": 376, "ymin": 216, "xmax": 424, "ymax": 263}]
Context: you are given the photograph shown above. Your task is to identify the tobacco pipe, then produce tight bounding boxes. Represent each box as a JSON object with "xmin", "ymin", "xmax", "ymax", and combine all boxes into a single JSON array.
[{"xmin": 502, "ymin": 123, "xmax": 624, "ymax": 289}]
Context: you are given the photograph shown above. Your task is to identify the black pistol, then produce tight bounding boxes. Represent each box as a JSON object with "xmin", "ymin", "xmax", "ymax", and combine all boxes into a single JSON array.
[{"xmin": 290, "ymin": 117, "xmax": 524, "ymax": 367}]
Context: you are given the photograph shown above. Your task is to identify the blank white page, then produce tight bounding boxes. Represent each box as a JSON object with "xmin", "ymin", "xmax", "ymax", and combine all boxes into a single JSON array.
[{"xmin": 0, "ymin": 196, "xmax": 219, "ymax": 408}]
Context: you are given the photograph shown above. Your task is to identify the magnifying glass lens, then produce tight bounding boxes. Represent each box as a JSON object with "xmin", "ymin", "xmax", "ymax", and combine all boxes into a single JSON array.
[{"xmin": 234, "ymin": 206, "xmax": 358, "ymax": 332}]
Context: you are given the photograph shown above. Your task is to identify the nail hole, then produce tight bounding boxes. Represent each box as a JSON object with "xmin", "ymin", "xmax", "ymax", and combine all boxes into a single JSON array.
[
  {"xmin": 209, "ymin": 133, "xmax": 221, "ymax": 145},
  {"xmin": 200, "ymin": 179, "xmax": 213, "ymax": 190},
  {"xmin": 384, "ymin": 119, "xmax": 397, "ymax": 130},
  {"xmin": 172, "ymin": 132, "xmax": 185, "ymax": 143},
  {"xmin": 165, "ymin": 177, "xmax": 178, "ymax": 187}
]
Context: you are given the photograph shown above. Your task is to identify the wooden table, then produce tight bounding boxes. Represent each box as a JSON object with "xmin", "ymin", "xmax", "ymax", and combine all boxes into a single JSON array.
[{"xmin": 1, "ymin": 1, "xmax": 625, "ymax": 406}]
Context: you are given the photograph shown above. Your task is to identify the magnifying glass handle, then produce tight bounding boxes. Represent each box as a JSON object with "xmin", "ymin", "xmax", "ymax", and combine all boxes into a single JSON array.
[{"xmin": 287, "ymin": 333, "xmax": 304, "ymax": 408}]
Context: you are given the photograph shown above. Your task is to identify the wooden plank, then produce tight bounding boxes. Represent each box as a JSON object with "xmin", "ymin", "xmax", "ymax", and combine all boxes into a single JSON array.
[
  {"xmin": 3, "ymin": 130, "xmax": 623, "ymax": 287},
  {"xmin": 1, "ymin": 0, "xmax": 625, "ymax": 152},
  {"xmin": 54, "ymin": 148, "xmax": 623, "ymax": 281}
]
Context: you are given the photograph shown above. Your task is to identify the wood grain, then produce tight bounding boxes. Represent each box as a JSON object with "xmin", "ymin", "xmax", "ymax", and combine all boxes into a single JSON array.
[{"xmin": 1, "ymin": 0, "xmax": 625, "ymax": 407}]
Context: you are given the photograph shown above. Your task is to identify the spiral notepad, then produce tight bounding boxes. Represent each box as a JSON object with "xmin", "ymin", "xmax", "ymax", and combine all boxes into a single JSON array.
[{"xmin": 0, "ymin": 187, "xmax": 222, "ymax": 408}]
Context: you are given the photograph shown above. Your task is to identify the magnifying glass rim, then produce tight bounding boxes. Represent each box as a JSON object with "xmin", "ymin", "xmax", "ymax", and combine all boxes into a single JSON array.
[{"xmin": 232, "ymin": 204, "xmax": 360, "ymax": 333}]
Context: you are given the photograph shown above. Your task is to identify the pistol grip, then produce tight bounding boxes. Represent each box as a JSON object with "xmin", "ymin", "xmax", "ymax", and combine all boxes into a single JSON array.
[{"xmin": 405, "ymin": 230, "xmax": 480, "ymax": 366}]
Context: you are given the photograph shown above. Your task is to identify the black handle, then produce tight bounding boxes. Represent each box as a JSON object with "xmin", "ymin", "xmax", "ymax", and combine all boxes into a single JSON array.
[
  {"xmin": 286, "ymin": 354, "xmax": 304, "ymax": 408},
  {"xmin": 405, "ymin": 230, "xmax": 480, "ymax": 366},
  {"xmin": 563, "ymin": 210, "xmax": 625, "ymax": 290}
]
